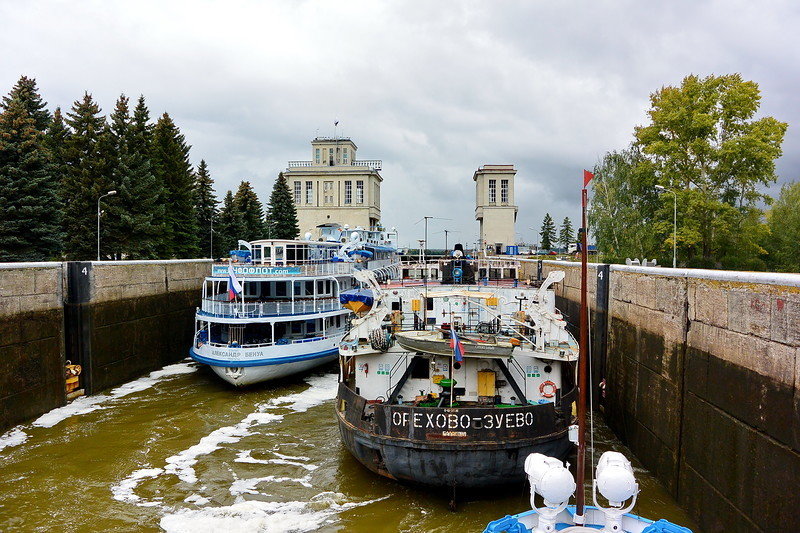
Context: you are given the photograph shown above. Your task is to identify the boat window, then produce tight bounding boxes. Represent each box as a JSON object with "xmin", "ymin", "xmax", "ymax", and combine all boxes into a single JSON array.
[
  {"xmin": 263, "ymin": 246, "xmax": 271, "ymax": 259},
  {"xmin": 317, "ymin": 280, "xmax": 325, "ymax": 295},
  {"xmin": 252, "ymin": 245, "xmax": 262, "ymax": 262},
  {"xmin": 305, "ymin": 280, "xmax": 314, "ymax": 296},
  {"xmin": 291, "ymin": 321, "xmax": 302, "ymax": 334},
  {"xmin": 276, "ymin": 282, "xmax": 287, "ymax": 297},
  {"xmin": 286, "ymin": 245, "xmax": 296, "ymax": 262},
  {"xmin": 426, "ymin": 297, "xmax": 434, "ymax": 311},
  {"xmin": 391, "ymin": 300, "xmax": 401, "ymax": 311},
  {"xmin": 293, "ymin": 281, "xmax": 302, "ymax": 297},
  {"xmin": 410, "ymin": 356, "xmax": 430, "ymax": 379},
  {"xmin": 244, "ymin": 281, "xmax": 259, "ymax": 298},
  {"xmin": 275, "ymin": 246, "xmax": 284, "ymax": 261}
]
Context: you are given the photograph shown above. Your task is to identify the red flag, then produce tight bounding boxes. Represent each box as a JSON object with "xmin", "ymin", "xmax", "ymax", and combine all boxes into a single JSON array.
[{"xmin": 583, "ymin": 169, "xmax": 594, "ymax": 188}]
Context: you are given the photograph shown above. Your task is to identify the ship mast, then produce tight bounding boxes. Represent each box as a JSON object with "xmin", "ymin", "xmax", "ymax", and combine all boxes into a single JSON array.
[{"xmin": 575, "ymin": 180, "xmax": 590, "ymax": 521}]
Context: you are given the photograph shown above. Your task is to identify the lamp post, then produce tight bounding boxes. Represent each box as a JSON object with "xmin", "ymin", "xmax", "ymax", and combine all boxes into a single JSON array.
[
  {"xmin": 97, "ymin": 190, "xmax": 117, "ymax": 261},
  {"xmin": 655, "ymin": 185, "xmax": 677, "ymax": 268}
]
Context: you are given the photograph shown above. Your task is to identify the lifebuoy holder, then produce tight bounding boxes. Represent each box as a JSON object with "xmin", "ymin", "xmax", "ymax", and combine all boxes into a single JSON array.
[{"xmin": 539, "ymin": 380, "xmax": 558, "ymax": 398}]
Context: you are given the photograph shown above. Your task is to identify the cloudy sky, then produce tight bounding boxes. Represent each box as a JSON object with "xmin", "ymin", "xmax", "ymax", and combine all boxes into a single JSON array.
[{"xmin": 2, "ymin": 1, "xmax": 797, "ymax": 248}]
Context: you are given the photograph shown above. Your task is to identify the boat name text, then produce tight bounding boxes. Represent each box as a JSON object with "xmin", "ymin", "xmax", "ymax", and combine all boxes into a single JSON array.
[{"xmin": 390, "ymin": 410, "xmax": 535, "ymax": 430}]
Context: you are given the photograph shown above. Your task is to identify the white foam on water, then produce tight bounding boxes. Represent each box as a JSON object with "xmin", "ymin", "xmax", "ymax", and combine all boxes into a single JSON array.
[
  {"xmin": 184, "ymin": 494, "xmax": 210, "ymax": 506},
  {"xmin": 163, "ymin": 412, "xmax": 284, "ymax": 484},
  {"xmin": 267, "ymin": 373, "xmax": 338, "ymax": 412},
  {"xmin": 229, "ymin": 474, "xmax": 313, "ymax": 496},
  {"xmin": 32, "ymin": 361, "xmax": 198, "ymax": 428},
  {"xmin": 0, "ymin": 428, "xmax": 29, "ymax": 452},
  {"xmin": 272, "ymin": 451, "xmax": 311, "ymax": 462},
  {"xmin": 159, "ymin": 493, "xmax": 388, "ymax": 533},
  {"xmin": 111, "ymin": 467, "xmax": 164, "ymax": 503},
  {"xmin": 234, "ymin": 450, "xmax": 318, "ymax": 472}
]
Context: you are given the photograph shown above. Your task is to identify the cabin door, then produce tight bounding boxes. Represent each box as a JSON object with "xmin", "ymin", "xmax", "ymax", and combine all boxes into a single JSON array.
[{"xmin": 477, "ymin": 369, "xmax": 496, "ymax": 398}]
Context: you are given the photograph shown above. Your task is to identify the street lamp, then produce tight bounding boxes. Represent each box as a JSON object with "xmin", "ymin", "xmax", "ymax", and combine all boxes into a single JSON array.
[
  {"xmin": 97, "ymin": 190, "xmax": 117, "ymax": 261},
  {"xmin": 655, "ymin": 185, "xmax": 677, "ymax": 268}
]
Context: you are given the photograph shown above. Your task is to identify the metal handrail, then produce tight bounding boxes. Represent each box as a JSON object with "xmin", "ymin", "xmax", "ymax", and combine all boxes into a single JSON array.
[
  {"xmin": 202, "ymin": 332, "xmax": 336, "ymax": 350},
  {"xmin": 199, "ymin": 297, "xmax": 343, "ymax": 318}
]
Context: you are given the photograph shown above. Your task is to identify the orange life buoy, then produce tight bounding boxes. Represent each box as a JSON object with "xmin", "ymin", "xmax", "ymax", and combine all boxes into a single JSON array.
[{"xmin": 539, "ymin": 380, "xmax": 557, "ymax": 398}]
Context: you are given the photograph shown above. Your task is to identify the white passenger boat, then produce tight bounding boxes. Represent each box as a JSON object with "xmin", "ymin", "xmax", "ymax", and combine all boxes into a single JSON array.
[{"xmin": 190, "ymin": 232, "xmax": 399, "ymax": 386}]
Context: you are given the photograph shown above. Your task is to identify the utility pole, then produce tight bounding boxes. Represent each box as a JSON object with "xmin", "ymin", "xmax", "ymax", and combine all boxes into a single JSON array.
[{"xmin": 97, "ymin": 190, "xmax": 117, "ymax": 261}]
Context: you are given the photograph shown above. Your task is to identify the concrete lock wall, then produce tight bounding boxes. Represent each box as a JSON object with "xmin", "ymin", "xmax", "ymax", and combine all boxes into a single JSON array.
[
  {"xmin": 529, "ymin": 260, "xmax": 800, "ymax": 533},
  {"xmin": 0, "ymin": 262, "xmax": 66, "ymax": 432},
  {"xmin": 0, "ymin": 259, "xmax": 210, "ymax": 432}
]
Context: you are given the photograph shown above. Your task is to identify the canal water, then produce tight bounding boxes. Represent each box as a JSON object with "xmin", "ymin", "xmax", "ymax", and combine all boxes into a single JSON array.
[{"xmin": 0, "ymin": 361, "xmax": 698, "ymax": 532}]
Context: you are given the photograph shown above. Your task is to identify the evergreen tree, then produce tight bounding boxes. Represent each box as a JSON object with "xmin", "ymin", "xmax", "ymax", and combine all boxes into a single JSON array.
[
  {"xmin": 558, "ymin": 217, "xmax": 574, "ymax": 249},
  {"xmin": 267, "ymin": 172, "xmax": 299, "ymax": 240},
  {"xmin": 233, "ymin": 180, "xmax": 265, "ymax": 242},
  {"xmin": 216, "ymin": 190, "xmax": 244, "ymax": 255},
  {"xmin": 194, "ymin": 160, "xmax": 218, "ymax": 258},
  {"xmin": 539, "ymin": 213, "xmax": 556, "ymax": 250},
  {"xmin": 1, "ymin": 76, "xmax": 51, "ymax": 131},
  {"xmin": 45, "ymin": 107, "xmax": 69, "ymax": 187},
  {"xmin": 0, "ymin": 96, "xmax": 61, "ymax": 260},
  {"xmin": 62, "ymin": 92, "xmax": 109, "ymax": 260},
  {"xmin": 125, "ymin": 96, "xmax": 165, "ymax": 258},
  {"xmin": 152, "ymin": 112, "xmax": 198, "ymax": 258}
]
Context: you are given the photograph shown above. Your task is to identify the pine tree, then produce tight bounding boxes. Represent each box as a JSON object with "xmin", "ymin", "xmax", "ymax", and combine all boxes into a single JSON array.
[
  {"xmin": 217, "ymin": 190, "xmax": 244, "ymax": 256},
  {"xmin": 233, "ymin": 180, "xmax": 266, "ymax": 242},
  {"xmin": 1, "ymin": 76, "xmax": 51, "ymax": 131},
  {"xmin": 62, "ymin": 92, "xmax": 109, "ymax": 260},
  {"xmin": 126, "ymin": 96, "xmax": 165, "ymax": 258},
  {"xmin": 558, "ymin": 217, "xmax": 574, "ymax": 249},
  {"xmin": 0, "ymin": 96, "xmax": 61, "ymax": 260},
  {"xmin": 152, "ymin": 112, "xmax": 198, "ymax": 258},
  {"xmin": 539, "ymin": 213, "xmax": 556, "ymax": 250},
  {"xmin": 194, "ymin": 160, "xmax": 218, "ymax": 258},
  {"xmin": 267, "ymin": 172, "xmax": 299, "ymax": 240}
]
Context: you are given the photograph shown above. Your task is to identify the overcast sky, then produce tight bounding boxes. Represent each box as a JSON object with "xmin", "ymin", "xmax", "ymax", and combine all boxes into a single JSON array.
[{"xmin": 2, "ymin": 1, "xmax": 797, "ymax": 248}]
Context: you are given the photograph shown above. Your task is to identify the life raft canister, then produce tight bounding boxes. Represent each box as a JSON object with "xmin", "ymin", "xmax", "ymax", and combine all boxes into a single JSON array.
[{"xmin": 539, "ymin": 380, "xmax": 558, "ymax": 398}]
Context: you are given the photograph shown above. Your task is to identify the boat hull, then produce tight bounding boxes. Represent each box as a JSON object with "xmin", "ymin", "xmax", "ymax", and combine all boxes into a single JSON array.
[
  {"xmin": 189, "ymin": 341, "xmax": 339, "ymax": 387},
  {"xmin": 335, "ymin": 382, "xmax": 574, "ymax": 489}
]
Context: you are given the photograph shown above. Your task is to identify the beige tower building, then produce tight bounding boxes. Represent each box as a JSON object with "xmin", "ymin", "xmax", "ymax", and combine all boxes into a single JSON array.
[
  {"xmin": 474, "ymin": 164, "xmax": 518, "ymax": 254},
  {"xmin": 284, "ymin": 137, "xmax": 382, "ymax": 237}
]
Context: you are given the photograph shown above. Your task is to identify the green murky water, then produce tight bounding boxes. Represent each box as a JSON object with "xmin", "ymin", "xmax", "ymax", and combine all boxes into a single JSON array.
[{"xmin": 0, "ymin": 360, "xmax": 698, "ymax": 532}]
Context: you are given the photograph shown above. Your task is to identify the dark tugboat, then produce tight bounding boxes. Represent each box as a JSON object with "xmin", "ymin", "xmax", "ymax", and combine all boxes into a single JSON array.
[{"xmin": 335, "ymin": 250, "xmax": 579, "ymax": 501}]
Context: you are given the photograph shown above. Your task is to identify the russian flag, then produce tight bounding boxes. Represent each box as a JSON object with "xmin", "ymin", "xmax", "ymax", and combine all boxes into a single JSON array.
[
  {"xmin": 228, "ymin": 264, "xmax": 243, "ymax": 300},
  {"xmin": 450, "ymin": 326, "xmax": 465, "ymax": 363}
]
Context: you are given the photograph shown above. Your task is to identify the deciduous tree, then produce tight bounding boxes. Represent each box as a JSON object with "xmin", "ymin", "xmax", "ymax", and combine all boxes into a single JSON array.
[{"xmin": 766, "ymin": 181, "xmax": 800, "ymax": 272}]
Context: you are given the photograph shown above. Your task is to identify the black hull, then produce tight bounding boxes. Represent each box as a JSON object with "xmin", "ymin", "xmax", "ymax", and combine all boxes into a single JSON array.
[{"xmin": 335, "ymin": 382, "xmax": 575, "ymax": 489}]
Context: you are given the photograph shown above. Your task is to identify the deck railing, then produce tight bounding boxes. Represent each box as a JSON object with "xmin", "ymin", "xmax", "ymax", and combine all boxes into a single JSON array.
[
  {"xmin": 286, "ymin": 160, "xmax": 382, "ymax": 170},
  {"xmin": 201, "ymin": 332, "xmax": 338, "ymax": 350},
  {"xmin": 199, "ymin": 297, "xmax": 342, "ymax": 318},
  {"xmin": 212, "ymin": 261, "xmax": 355, "ymax": 277}
]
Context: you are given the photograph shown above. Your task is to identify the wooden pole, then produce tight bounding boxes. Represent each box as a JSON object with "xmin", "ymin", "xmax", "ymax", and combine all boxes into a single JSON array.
[{"xmin": 576, "ymin": 186, "xmax": 589, "ymax": 521}]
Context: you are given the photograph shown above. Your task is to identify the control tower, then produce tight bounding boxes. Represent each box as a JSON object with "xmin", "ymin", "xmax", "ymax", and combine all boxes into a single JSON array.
[{"xmin": 474, "ymin": 164, "xmax": 518, "ymax": 255}]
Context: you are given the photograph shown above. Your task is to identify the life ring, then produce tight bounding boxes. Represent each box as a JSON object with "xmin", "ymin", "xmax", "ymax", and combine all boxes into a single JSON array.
[{"xmin": 539, "ymin": 380, "xmax": 558, "ymax": 398}]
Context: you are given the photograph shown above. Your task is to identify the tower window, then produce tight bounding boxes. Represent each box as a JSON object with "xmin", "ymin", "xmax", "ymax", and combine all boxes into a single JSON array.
[
  {"xmin": 344, "ymin": 181, "xmax": 352, "ymax": 204},
  {"xmin": 305, "ymin": 181, "xmax": 313, "ymax": 204},
  {"xmin": 356, "ymin": 181, "xmax": 364, "ymax": 203},
  {"xmin": 489, "ymin": 179, "xmax": 496, "ymax": 203},
  {"xmin": 343, "ymin": 148, "xmax": 348, "ymax": 163},
  {"xmin": 501, "ymin": 179, "xmax": 508, "ymax": 203},
  {"xmin": 315, "ymin": 148, "xmax": 320, "ymax": 164},
  {"xmin": 293, "ymin": 181, "xmax": 301, "ymax": 204}
]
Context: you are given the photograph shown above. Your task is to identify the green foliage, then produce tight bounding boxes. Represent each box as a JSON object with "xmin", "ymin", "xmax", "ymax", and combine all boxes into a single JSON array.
[
  {"xmin": 1, "ymin": 76, "xmax": 51, "ymax": 131},
  {"xmin": 558, "ymin": 217, "xmax": 574, "ymax": 249},
  {"xmin": 194, "ymin": 159, "xmax": 218, "ymax": 258},
  {"xmin": 589, "ymin": 146, "xmax": 662, "ymax": 263},
  {"xmin": 766, "ymin": 181, "xmax": 800, "ymax": 272},
  {"xmin": 634, "ymin": 73, "xmax": 786, "ymax": 266},
  {"xmin": 0, "ymin": 96, "xmax": 61, "ymax": 260},
  {"xmin": 539, "ymin": 213, "xmax": 556, "ymax": 250},
  {"xmin": 102, "ymin": 95, "xmax": 165, "ymax": 259},
  {"xmin": 591, "ymin": 74, "xmax": 785, "ymax": 269},
  {"xmin": 216, "ymin": 190, "xmax": 244, "ymax": 255},
  {"xmin": 152, "ymin": 113, "xmax": 198, "ymax": 258},
  {"xmin": 62, "ymin": 93, "xmax": 110, "ymax": 260},
  {"xmin": 267, "ymin": 172, "xmax": 299, "ymax": 240},
  {"xmin": 233, "ymin": 180, "xmax": 265, "ymax": 242}
]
